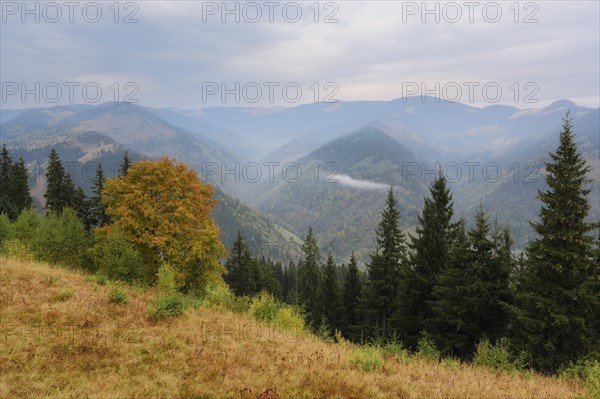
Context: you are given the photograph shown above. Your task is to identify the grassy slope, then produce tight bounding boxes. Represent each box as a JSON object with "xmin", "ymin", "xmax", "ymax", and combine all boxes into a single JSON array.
[{"xmin": 0, "ymin": 257, "xmax": 584, "ymax": 399}]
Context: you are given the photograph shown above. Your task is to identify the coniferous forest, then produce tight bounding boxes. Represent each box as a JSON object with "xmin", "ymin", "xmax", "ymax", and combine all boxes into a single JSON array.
[{"xmin": 1, "ymin": 113, "xmax": 598, "ymax": 382}]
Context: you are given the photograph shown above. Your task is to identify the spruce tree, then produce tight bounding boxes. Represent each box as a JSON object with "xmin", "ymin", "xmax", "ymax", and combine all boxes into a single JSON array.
[
  {"xmin": 225, "ymin": 231, "xmax": 256, "ymax": 296},
  {"xmin": 9, "ymin": 157, "xmax": 33, "ymax": 216},
  {"xmin": 394, "ymin": 170, "xmax": 454, "ymax": 348},
  {"xmin": 44, "ymin": 149, "xmax": 73, "ymax": 214},
  {"xmin": 320, "ymin": 253, "xmax": 346, "ymax": 334},
  {"xmin": 343, "ymin": 252, "xmax": 363, "ymax": 341},
  {"xmin": 0, "ymin": 145, "xmax": 15, "ymax": 218},
  {"xmin": 89, "ymin": 162, "xmax": 108, "ymax": 227},
  {"xmin": 298, "ymin": 227, "xmax": 322, "ymax": 327},
  {"xmin": 120, "ymin": 151, "xmax": 131, "ymax": 176},
  {"xmin": 514, "ymin": 113, "xmax": 597, "ymax": 372},
  {"xmin": 364, "ymin": 187, "xmax": 406, "ymax": 339}
]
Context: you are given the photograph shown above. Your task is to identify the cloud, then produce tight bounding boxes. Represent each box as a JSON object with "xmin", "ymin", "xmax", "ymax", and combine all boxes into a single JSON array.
[{"xmin": 336, "ymin": 174, "xmax": 389, "ymax": 191}]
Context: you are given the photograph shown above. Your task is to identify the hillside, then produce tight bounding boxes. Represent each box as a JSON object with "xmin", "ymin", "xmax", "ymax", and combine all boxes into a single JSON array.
[{"xmin": 0, "ymin": 257, "xmax": 585, "ymax": 399}]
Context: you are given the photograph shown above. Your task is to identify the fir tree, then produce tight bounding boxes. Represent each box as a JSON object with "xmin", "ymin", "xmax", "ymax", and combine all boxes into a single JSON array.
[
  {"xmin": 9, "ymin": 157, "xmax": 33, "ymax": 216},
  {"xmin": 0, "ymin": 145, "xmax": 15, "ymax": 218},
  {"xmin": 514, "ymin": 113, "xmax": 597, "ymax": 372},
  {"xmin": 394, "ymin": 170, "xmax": 454, "ymax": 348},
  {"xmin": 320, "ymin": 253, "xmax": 346, "ymax": 334},
  {"xmin": 225, "ymin": 231, "xmax": 256, "ymax": 296},
  {"xmin": 44, "ymin": 149, "xmax": 76, "ymax": 214},
  {"xmin": 120, "ymin": 151, "xmax": 131, "ymax": 176},
  {"xmin": 364, "ymin": 187, "xmax": 406, "ymax": 339},
  {"xmin": 343, "ymin": 252, "xmax": 363, "ymax": 341},
  {"xmin": 298, "ymin": 227, "xmax": 322, "ymax": 327},
  {"xmin": 88, "ymin": 162, "xmax": 108, "ymax": 228}
]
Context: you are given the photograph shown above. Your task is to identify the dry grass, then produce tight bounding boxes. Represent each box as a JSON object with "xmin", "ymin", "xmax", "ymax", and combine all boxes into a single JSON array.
[{"xmin": 0, "ymin": 257, "xmax": 585, "ymax": 398}]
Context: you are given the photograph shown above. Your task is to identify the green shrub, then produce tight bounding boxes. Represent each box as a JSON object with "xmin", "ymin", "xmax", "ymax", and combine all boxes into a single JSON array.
[
  {"xmin": 57, "ymin": 287, "xmax": 74, "ymax": 301},
  {"xmin": 157, "ymin": 262, "xmax": 180, "ymax": 293},
  {"xmin": 381, "ymin": 336, "xmax": 411, "ymax": 365},
  {"xmin": 584, "ymin": 360, "xmax": 600, "ymax": 399},
  {"xmin": 0, "ymin": 213, "xmax": 12, "ymax": 252},
  {"xmin": 473, "ymin": 338, "xmax": 522, "ymax": 372},
  {"xmin": 347, "ymin": 346, "xmax": 384, "ymax": 372},
  {"xmin": 441, "ymin": 357, "xmax": 461, "ymax": 369},
  {"xmin": 92, "ymin": 228, "xmax": 148, "ymax": 284},
  {"xmin": 3, "ymin": 239, "xmax": 33, "ymax": 261},
  {"xmin": 34, "ymin": 209, "xmax": 90, "ymax": 269},
  {"xmin": 96, "ymin": 274, "xmax": 108, "ymax": 286},
  {"xmin": 202, "ymin": 282, "xmax": 242, "ymax": 311},
  {"xmin": 11, "ymin": 209, "xmax": 41, "ymax": 247},
  {"xmin": 273, "ymin": 305, "xmax": 304, "ymax": 335},
  {"xmin": 417, "ymin": 334, "xmax": 440, "ymax": 361},
  {"xmin": 249, "ymin": 291, "xmax": 281, "ymax": 323},
  {"xmin": 108, "ymin": 284, "xmax": 129, "ymax": 304},
  {"xmin": 147, "ymin": 293, "xmax": 186, "ymax": 320}
]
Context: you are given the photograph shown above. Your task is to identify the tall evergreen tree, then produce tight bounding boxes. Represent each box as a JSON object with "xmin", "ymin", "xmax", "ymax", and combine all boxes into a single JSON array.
[
  {"xmin": 120, "ymin": 151, "xmax": 131, "ymax": 176},
  {"xmin": 9, "ymin": 157, "xmax": 33, "ymax": 216},
  {"xmin": 298, "ymin": 227, "xmax": 322, "ymax": 327},
  {"xmin": 44, "ymin": 149, "xmax": 76, "ymax": 214},
  {"xmin": 364, "ymin": 187, "xmax": 406, "ymax": 339},
  {"xmin": 0, "ymin": 145, "xmax": 15, "ymax": 218},
  {"xmin": 320, "ymin": 253, "xmax": 346, "ymax": 334},
  {"xmin": 514, "ymin": 114, "xmax": 597, "ymax": 372},
  {"xmin": 343, "ymin": 252, "xmax": 363, "ymax": 341},
  {"xmin": 284, "ymin": 261, "xmax": 298, "ymax": 305},
  {"xmin": 88, "ymin": 162, "xmax": 108, "ymax": 227},
  {"xmin": 394, "ymin": 170, "xmax": 454, "ymax": 348},
  {"xmin": 225, "ymin": 231, "xmax": 256, "ymax": 296}
]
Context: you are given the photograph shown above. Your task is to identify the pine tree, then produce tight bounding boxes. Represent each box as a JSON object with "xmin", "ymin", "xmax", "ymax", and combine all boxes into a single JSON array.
[
  {"xmin": 283, "ymin": 261, "xmax": 298, "ymax": 304},
  {"xmin": 320, "ymin": 253, "xmax": 346, "ymax": 334},
  {"xmin": 0, "ymin": 145, "xmax": 15, "ymax": 218},
  {"xmin": 364, "ymin": 187, "xmax": 406, "ymax": 340},
  {"xmin": 44, "ymin": 149, "xmax": 76, "ymax": 214},
  {"xmin": 298, "ymin": 227, "xmax": 322, "ymax": 327},
  {"xmin": 394, "ymin": 170, "xmax": 454, "ymax": 348},
  {"xmin": 225, "ymin": 231, "xmax": 256, "ymax": 296},
  {"xmin": 514, "ymin": 113, "xmax": 597, "ymax": 372},
  {"xmin": 343, "ymin": 252, "xmax": 363, "ymax": 341},
  {"xmin": 89, "ymin": 162, "xmax": 108, "ymax": 228},
  {"xmin": 9, "ymin": 157, "xmax": 33, "ymax": 216},
  {"xmin": 120, "ymin": 151, "xmax": 131, "ymax": 176},
  {"xmin": 429, "ymin": 218, "xmax": 474, "ymax": 358}
]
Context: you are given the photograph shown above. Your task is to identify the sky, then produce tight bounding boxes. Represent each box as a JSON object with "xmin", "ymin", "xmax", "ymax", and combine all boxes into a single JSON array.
[{"xmin": 1, "ymin": 0, "xmax": 599, "ymax": 110}]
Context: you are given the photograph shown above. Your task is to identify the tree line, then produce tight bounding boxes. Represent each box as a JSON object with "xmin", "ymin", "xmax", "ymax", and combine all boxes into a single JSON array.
[
  {"xmin": 1, "ymin": 113, "xmax": 598, "ymax": 374},
  {"xmin": 225, "ymin": 114, "xmax": 599, "ymax": 373}
]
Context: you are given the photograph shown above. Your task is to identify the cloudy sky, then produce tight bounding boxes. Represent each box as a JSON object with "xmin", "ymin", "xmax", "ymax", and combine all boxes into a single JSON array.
[{"xmin": 1, "ymin": 0, "xmax": 599, "ymax": 109}]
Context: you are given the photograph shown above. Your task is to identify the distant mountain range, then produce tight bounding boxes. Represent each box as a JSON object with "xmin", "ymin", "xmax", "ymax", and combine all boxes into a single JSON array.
[{"xmin": 2, "ymin": 98, "xmax": 598, "ymax": 265}]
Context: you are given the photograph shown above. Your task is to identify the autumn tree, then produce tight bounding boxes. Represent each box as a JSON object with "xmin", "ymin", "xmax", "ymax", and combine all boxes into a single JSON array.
[{"xmin": 100, "ymin": 157, "xmax": 226, "ymax": 292}]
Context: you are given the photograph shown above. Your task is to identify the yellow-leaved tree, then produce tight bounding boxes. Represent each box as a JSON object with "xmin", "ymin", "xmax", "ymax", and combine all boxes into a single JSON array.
[{"xmin": 100, "ymin": 157, "xmax": 226, "ymax": 292}]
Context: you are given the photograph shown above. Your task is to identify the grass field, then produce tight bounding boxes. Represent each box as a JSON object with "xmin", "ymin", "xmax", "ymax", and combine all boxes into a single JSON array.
[{"xmin": 0, "ymin": 257, "xmax": 586, "ymax": 398}]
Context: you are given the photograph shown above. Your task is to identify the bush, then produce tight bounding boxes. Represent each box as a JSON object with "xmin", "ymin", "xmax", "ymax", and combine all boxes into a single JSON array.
[
  {"xmin": 11, "ymin": 209, "xmax": 41, "ymax": 246},
  {"xmin": 417, "ymin": 335, "xmax": 440, "ymax": 361},
  {"xmin": 381, "ymin": 335, "xmax": 411, "ymax": 365},
  {"xmin": 108, "ymin": 284, "xmax": 129, "ymax": 304},
  {"xmin": 249, "ymin": 291, "xmax": 281, "ymax": 323},
  {"xmin": 147, "ymin": 293, "xmax": 187, "ymax": 320},
  {"xmin": 347, "ymin": 346, "xmax": 384, "ymax": 372},
  {"xmin": 57, "ymin": 287, "xmax": 74, "ymax": 301},
  {"xmin": 201, "ymin": 282, "xmax": 249, "ymax": 313},
  {"xmin": 473, "ymin": 338, "xmax": 522, "ymax": 372},
  {"xmin": 92, "ymin": 228, "xmax": 148, "ymax": 284},
  {"xmin": 560, "ymin": 359, "xmax": 600, "ymax": 399},
  {"xmin": 0, "ymin": 213, "xmax": 12, "ymax": 252},
  {"xmin": 272, "ymin": 305, "xmax": 304, "ymax": 335},
  {"xmin": 34, "ymin": 208, "xmax": 90, "ymax": 269},
  {"xmin": 3, "ymin": 239, "xmax": 33, "ymax": 261}
]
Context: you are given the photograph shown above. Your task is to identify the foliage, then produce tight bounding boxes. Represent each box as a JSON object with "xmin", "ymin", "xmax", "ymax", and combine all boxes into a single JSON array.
[
  {"xmin": 147, "ymin": 293, "xmax": 187, "ymax": 320},
  {"xmin": 91, "ymin": 227, "xmax": 148, "ymax": 284},
  {"xmin": 108, "ymin": 283, "xmax": 129, "ymax": 304},
  {"xmin": 101, "ymin": 157, "xmax": 226, "ymax": 292},
  {"xmin": 297, "ymin": 227, "xmax": 322, "ymax": 327},
  {"xmin": 347, "ymin": 346, "xmax": 384, "ymax": 372},
  {"xmin": 417, "ymin": 335, "xmax": 440, "ymax": 361},
  {"xmin": 473, "ymin": 338, "xmax": 523, "ymax": 372},
  {"xmin": 34, "ymin": 208, "xmax": 90, "ymax": 269}
]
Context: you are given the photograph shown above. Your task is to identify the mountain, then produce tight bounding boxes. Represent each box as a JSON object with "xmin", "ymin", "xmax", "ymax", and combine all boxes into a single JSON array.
[
  {"xmin": 1, "ymin": 105, "xmax": 301, "ymax": 260},
  {"xmin": 254, "ymin": 126, "xmax": 428, "ymax": 264}
]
